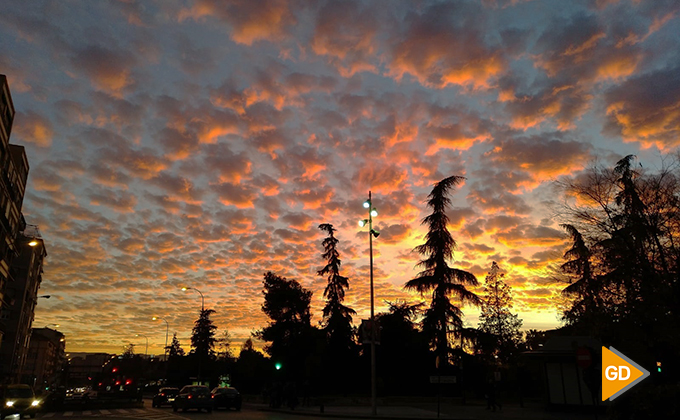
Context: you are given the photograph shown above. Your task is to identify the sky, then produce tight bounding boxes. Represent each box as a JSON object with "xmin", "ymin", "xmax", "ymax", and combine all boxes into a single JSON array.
[{"xmin": 1, "ymin": 0, "xmax": 680, "ymax": 356}]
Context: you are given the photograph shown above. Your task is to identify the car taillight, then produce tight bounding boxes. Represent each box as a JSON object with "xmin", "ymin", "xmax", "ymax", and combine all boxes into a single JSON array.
[
  {"xmin": 160, "ymin": 393, "xmax": 165, "ymax": 396},
  {"xmin": 211, "ymin": 395, "xmax": 214, "ymax": 399},
  {"xmin": 188, "ymin": 395, "xmax": 192, "ymax": 399}
]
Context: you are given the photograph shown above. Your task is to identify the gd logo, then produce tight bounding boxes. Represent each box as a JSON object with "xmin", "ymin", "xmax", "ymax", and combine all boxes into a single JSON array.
[
  {"xmin": 605, "ymin": 365, "xmax": 631, "ymax": 381},
  {"xmin": 601, "ymin": 347, "xmax": 650, "ymax": 401}
]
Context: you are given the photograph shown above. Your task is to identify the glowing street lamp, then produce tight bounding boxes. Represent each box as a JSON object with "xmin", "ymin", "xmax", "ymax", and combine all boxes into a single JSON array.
[
  {"xmin": 152, "ymin": 317, "xmax": 170, "ymax": 360},
  {"xmin": 359, "ymin": 191, "xmax": 379, "ymax": 416},
  {"xmin": 182, "ymin": 287, "xmax": 204, "ymax": 311},
  {"xmin": 136, "ymin": 334, "xmax": 149, "ymax": 356}
]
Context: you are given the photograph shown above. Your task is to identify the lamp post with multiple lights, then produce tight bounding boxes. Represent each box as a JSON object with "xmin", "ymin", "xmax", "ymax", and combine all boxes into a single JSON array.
[{"xmin": 358, "ymin": 191, "xmax": 379, "ymax": 416}]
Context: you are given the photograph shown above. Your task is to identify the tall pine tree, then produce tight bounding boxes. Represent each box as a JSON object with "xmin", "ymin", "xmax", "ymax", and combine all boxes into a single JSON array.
[
  {"xmin": 318, "ymin": 223, "xmax": 356, "ymax": 349},
  {"xmin": 405, "ymin": 176, "xmax": 481, "ymax": 365},
  {"xmin": 191, "ymin": 309, "xmax": 217, "ymax": 360}
]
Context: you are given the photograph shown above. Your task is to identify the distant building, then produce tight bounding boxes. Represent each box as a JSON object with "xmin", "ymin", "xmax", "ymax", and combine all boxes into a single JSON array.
[
  {"xmin": 67, "ymin": 353, "xmax": 114, "ymax": 388},
  {"xmin": 0, "ymin": 226, "xmax": 47, "ymax": 383},
  {"xmin": 23, "ymin": 327, "xmax": 65, "ymax": 390}
]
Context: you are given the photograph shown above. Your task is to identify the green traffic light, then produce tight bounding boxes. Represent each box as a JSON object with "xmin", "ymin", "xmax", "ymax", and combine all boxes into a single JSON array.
[{"xmin": 275, "ymin": 363, "xmax": 282, "ymax": 370}]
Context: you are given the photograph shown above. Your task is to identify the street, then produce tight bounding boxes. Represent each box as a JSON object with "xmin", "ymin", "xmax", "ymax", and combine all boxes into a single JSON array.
[
  {"xmin": 8, "ymin": 403, "xmax": 604, "ymax": 420},
  {"xmin": 14, "ymin": 407, "xmax": 332, "ymax": 420}
]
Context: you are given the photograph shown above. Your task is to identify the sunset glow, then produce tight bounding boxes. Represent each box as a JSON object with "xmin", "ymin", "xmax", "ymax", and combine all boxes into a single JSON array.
[{"xmin": 1, "ymin": 0, "xmax": 679, "ymax": 355}]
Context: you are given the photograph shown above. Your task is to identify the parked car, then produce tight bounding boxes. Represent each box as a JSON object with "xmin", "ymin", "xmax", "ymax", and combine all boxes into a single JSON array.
[
  {"xmin": 0, "ymin": 384, "xmax": 41, "ymax": 419},
  {"xmin": 172, "ymin": 386, "xmax": 213, "ymax": 412},
  {"xmin": 211, "ymin": 387, "xmax": 241, "ymax": 411},
  {"xmin": 65, "ymin": 387, "xmax": 97, "ymax": 402},
  {"xmin": 152, "ymin": 387, "xmax": 180, "ymax": 408}
]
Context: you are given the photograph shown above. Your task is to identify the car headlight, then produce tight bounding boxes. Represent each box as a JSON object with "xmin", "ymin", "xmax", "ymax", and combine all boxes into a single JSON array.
[
  {"xmin": 32, "ymin": 400, "xmax": 40, "ymax": 406},
  {"xmin": 6, "ymin": 401, "xmax": 14, "ymax": 407}
]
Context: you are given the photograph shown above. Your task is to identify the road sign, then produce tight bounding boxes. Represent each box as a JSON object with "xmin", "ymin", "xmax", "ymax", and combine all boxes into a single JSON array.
[
  {"xmin": 430, "ymin": 376, "xmax": 456, "ymax": 384},
  {"xmin": 602, "ymin": 346, "xmax": 650, "ymax": 401},
  {"xmin": 360, "ymin": 319, "xmax": 381, "ymax": 345},
  {"xmin": 576, "ymin": 346, "xmax": 592, "ymax": 369}
]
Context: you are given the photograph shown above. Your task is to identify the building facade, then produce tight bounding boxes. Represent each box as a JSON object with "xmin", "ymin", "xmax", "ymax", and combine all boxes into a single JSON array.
[
  {"xmin": 23, "ymin": 327, "xmax": 65, "ymax": 390},
  {"xmin": 1, "ymin": 75, "xmax": 28, "ymax": 347},
  {"xmin": 0, "ymin": 227, "xmax": 47, "ymax": 383},
  {"xmin": 0, "ymin": 74, "xmax": 48, "ymax": 385}
]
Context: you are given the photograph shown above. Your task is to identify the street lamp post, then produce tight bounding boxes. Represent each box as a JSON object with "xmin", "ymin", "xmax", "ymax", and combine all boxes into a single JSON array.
[
  {"xmin": 153, "ymin": 317, "xmax": 170, "ymax": 360},
  {"xmin": 359, "ymin": 191, "xmax": 379, "ymax": 416},
  {"xmin": 182, "ymin": 286, "xmax": 205, "ymax": 384},
  {"xmin": 182, "ymin": 287, "xmax": 204, "ymax": 311},
  {"xmin": 136, "ymin": 334, "xmax": 148, "ymax": 356}
]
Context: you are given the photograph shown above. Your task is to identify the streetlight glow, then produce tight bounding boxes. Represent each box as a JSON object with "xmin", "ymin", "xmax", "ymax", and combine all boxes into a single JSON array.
[
  {"xmin": 28, "ymin": 240, "xmax": 38, "ymax": 247},
  {"xmin": 152, "ymin": 316, "xmax": 170, "ymax": 361},
  {"xmin": 371, "ymin": 209, "xmax": 378, "ymax": 217},
  {"xmin": 363, "ymin": 201, "xmax": 370, "ymax": 208},
  {"xmin": 136, "ymin": 334, "xmax": 149, "ymax": 356},
  {"xmin": 182, "ymin": 286, "xmax": 205, "ymax": 311},
  {"xmin": 359, "ymin": 220, "xmax": 366, "ymax": 227}
]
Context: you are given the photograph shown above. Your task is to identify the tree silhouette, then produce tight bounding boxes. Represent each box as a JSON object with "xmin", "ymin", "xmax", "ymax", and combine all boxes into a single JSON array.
[
  {"xmin": 556, "ymin": 154, "xmax": 680, "ymax": 387},
  {"xmin": 404, "ymin": 175, "xmax": 481, "ymax": 365},
  {"xmin": 255, "ymin": 271, "xmax": 315, "ymax": 379},
  {"xmin": 234, "ymin": 339, "xmax": 270, "ymax": 394},
  {"xmin": 166, "ymin": 333, "xmax": 185, "ymax": 359},
  {"xmin": 375, "ymin": 301, "xmax": 430, "ymax": 394},
  {"xmin": 318, "ymin": 223, "xmax": 356, "ymax": 349},
  {"xmin": 216, "ymin": 330, "xmax": 232, "ymax": 361},
  {"xmin": 122, "ymin": 343, "xmax": 135, "ymax": 358},
  {"xmin": 191, "ymin": 309, "xmax": 217, "ymax": 360},
  {"xmin": 477, "ymin": 261, "xmax": 523, "ymax": 364}
]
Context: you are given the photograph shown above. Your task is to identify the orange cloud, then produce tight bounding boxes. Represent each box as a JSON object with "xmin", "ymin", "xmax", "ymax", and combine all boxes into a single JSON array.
[
  {"xmin": 70, "ymin": 46, "xmax": 136, "ymax": 97},
  {"xmin": 89, "ymin": 190, "xmax": 138, "ymax": 213},
  {"xmin": 595, "ymin": 52, "xmax": 640, "ymax": 81},
  {"xmin": 311, "ymin": 1, "xmax": 380, "ymax": 77},
  {"xmin": 482, "ymin": 137, "xmax": 591, "ymax": 188},
  {"xmin": 425, "ymin": 123, "xmax": 491, "ymax": 155},
  {"xmin": 293, "ymin": 186, "xmax": 334, "ymax": 210},
  {"xmin": 604, "ymin": 66, "xmax": 680, "ymax": 149},
  {"xmin": 494, "ymin": 224, "xmax": 566, "ymax": 248},
  {"xmin": 178, "ymin": 0, "xmax": 296, "ymax": 46},
  {"xmin": 215, "ymin": 182, "xmax": 257, "ymax": 209},
  {"xmin": 353, "ymin": 164, "xmax": 409, "ymax": 195},
  {"xmin": 13, "ymin": 110, "xmax": 53, "ymax": 147}
]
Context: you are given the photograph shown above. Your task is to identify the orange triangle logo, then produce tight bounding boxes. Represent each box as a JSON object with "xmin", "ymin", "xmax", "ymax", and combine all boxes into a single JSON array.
[{"xmin": 602, "ymin": 346, "xmax": 650, "ymax": 401}]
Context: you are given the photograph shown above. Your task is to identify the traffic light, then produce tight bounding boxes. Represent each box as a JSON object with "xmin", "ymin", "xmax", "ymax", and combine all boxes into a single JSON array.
[
  {"xmin": 657, "ymin": 361, "xmax": 661, "ymax": 373},
  {"xmin": 275, "ymin": 362, "xmax": 282, "ymax": 370}
]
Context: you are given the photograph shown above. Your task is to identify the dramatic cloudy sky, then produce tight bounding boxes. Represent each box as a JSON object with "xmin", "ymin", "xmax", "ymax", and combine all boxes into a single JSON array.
[{"xmin": 2, "ymin": 0, "xmax": 679, "ymax": 355}]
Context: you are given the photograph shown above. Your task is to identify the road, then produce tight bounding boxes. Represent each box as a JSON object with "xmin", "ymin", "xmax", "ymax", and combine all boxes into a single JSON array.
[{"xmin": 4, "ymin": 407, "xmax": 330, "ymax": 420}]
